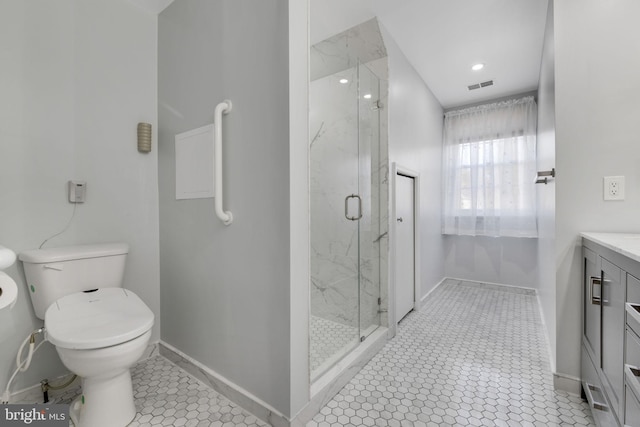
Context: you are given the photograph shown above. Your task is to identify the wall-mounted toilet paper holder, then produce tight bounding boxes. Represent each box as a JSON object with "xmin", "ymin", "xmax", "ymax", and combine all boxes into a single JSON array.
[{"xmin": 0, "ymin": 245, "xmax": 18, "ymax": 310}]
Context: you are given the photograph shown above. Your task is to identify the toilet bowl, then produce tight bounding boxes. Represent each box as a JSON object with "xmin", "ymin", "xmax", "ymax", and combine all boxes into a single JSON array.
[
  {"xmin": 45, "ymin": 288, "xmax": 154, "ymax": 427},
  {"xmin": 19, "ymin": 244, "xmax": 155, "ymax": 427}
]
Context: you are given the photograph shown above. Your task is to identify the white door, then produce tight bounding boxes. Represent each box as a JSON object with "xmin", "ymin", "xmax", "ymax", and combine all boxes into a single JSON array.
[{"xmin": 395, "ymin": 174, "xmax": 415, "ymax": 323}]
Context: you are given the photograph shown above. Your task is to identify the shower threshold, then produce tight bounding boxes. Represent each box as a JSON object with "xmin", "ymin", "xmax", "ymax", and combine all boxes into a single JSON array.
[
  {"xmin": 310, "ymin": 316, "xmax": 381, "ymax": 381},
  {"xmin": 293, "ymin": 326, "xmax": 388, "ymax": 426}
]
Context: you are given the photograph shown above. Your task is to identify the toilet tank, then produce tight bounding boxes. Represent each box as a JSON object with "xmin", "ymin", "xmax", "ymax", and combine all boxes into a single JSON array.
[{"xmin": 19, "ymin": 243, "xmax": 129, "ymax": 319}]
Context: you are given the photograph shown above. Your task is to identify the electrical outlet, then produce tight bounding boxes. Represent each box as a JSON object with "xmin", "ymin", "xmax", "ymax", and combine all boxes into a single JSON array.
[{"xmin": 604, "ymin": 176, "xmax": 625, "ymax": 201}]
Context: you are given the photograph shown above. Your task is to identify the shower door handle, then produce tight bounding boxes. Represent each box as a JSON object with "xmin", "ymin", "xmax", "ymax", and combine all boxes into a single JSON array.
[{"xmin": 345, "ymin": 194, "xmax": 362, "ymax": 221}]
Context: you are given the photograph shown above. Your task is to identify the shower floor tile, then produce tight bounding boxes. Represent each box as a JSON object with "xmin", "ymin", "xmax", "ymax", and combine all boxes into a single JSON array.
[
  {"xmin": 310, "ymin": 315, "xmax": 359, "ymax": 376},
  {"xmin": 44, "ymin": 355, "xmax": 268, "ymax": 427},
  {"xmin": 308, "ymin": 279, "xmax": 595, "ymax": 427}
]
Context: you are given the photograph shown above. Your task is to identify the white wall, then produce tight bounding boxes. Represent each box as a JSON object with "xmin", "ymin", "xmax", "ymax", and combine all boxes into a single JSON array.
[
  {"xmin": 440, "ymin": 88, "xmax": 542, "ymax": 289},
  {"xmin": 444, "ymin": 236, "xmax": 539, "ymax": 289},
  {"xmin": 0, "ymin": 0, "xmax": 159, "ymax": 393},
  {"xmin": 288, "ymin": 0, "xmax": 311, "ymax": 417},
  {"xmin": 158, "ymin": 0, "xmax": 295, "ymax": 417},
  {"xmin": 553, "ymin": 0, "xmax": 640, "ymax": 385},
  {"xmin": 381, "ymin": 26, "xmax": 445, "ymax": 300},
  {"xmin": 383, "ymin": 24, "xmax": 540, "ymax": 293},
  {"xmin": 536, "ymin": 0, "xmax": 557, "ymax": 371}
]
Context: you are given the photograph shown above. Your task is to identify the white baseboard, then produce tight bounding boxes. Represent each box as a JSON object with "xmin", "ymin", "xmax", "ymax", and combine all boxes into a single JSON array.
[
  {"xmin": 534, "ymin": 292, "xmax": 556, "ymax": 375},
  {"xmin": 420, "ymin": 277, "xmax": 448, "ymax": 307},
  {"xmin": 445, "ymin": 276, "xmax": 537, "ymax": 294},
  {"xmin": 159, "ymin": 341, "xmax": 289, "ymax": 427},
  {"xmin": 420, "ymin": 277, "xmax": 537, "ymax": 308},
  {"xmin": 553, "ymin": 372, "xmax": 582, "ymax": 396}
]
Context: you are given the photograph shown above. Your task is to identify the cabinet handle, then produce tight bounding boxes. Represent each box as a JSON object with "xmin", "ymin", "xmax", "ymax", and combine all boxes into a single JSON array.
[
  {"xmin": 590, "ymin": 277, "xmax": 601, "ymax": 305},
  {"xmin": 584, "ymin": 383, "xmax": 609, "ymax": 412}
]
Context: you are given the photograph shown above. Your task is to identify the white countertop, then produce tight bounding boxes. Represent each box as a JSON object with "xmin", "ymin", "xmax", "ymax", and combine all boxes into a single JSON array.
[{"xmin": 581, "ymin": 232, "xmax": 640, "ymax": 264}]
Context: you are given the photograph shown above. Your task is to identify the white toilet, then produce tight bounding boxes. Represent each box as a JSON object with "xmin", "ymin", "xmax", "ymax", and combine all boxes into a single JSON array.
[{"xmin": 19, "ymin": 243, "xmax": 154, "ymax": 427}]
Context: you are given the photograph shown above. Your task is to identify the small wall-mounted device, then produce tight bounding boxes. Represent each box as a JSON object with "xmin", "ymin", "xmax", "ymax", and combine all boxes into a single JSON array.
[
  {"xmin": 68, "ymin": 181, "xmax": 86, "ymax": 203},
  {"xmin": 137, "ymin": 122, "xmax": 152, "ymax": 153}
]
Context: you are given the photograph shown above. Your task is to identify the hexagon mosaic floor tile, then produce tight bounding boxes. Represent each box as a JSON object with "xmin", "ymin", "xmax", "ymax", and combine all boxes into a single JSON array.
[
  {"xmin": 46, "ymin": 355, "xmax": 268, "ymax": 427},
  {"xmin": 308, "ymin": 279, "xmax": 594, "ymax": 427},
  {"xmin": 311, "ymin": 315, "xmax": 359, "ymax": 375},
  {"xmin": 21, "ymin": 278, "xmax": 594, "ymax": 427}
]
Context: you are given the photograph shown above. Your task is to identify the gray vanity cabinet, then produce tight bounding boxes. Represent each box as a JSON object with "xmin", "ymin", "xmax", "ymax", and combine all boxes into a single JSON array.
[
  {"xmin": 584, "ymin": 247, "xmax": 601, "ymax": 364},
  {"xmin": 600, "ymin": 258, "xmax": 624, "ymax": 419},
  {"xmin": 582, "ymin": 233, "xmax": 640, "ymax": 427},
  {"xmin": 583, "ymin": 244, "xmax": 619, "ymax": 426},
  {"xmin": 626, "ymin": 274, "xmax": 640, "ymax": 426}
]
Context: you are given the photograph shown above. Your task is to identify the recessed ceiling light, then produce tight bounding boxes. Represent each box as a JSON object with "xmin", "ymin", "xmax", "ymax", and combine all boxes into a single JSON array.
[
  {"xmin": 363, "ymin": 94, "xmax": 372, "ymax": 99},
  {"xmin": 471, "ymin": 63, "xmax": 485, "ymax": 71},
  {"xmin": 339, "ymin": 78, "xmax": 349, "ymax": 84}
]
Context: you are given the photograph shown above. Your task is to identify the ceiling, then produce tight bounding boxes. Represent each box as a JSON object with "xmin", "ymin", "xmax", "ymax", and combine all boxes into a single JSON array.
[
  {"xmin": 311, "ymin": 0, "xmax": 549, "ymax": 109},
  {"xmin": 127, "ymin": 0, "xmax": 175, "ymax": 15}
]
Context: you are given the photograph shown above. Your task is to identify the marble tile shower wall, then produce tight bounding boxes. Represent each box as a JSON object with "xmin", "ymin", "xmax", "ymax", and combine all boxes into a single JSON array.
[{"xmin": 311, "ymin": 18, "xmax": 387, "ymax": 82}]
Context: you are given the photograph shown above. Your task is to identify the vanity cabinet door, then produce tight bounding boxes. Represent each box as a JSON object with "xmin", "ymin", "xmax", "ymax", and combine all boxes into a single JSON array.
[
  {"xmin": 584, "ymin": 247, "xmax": 601, "ymax": 362},
  {"xmin": 629, "ymin": 274, "xmax": 640, "ymax": 304},
  {"xmin": 601, "ymin": 258, "xmax": 624, "ymax": 419},
  {"xmin": 625, "ymin": 386, "xmax": 640, "ymax": 427}
]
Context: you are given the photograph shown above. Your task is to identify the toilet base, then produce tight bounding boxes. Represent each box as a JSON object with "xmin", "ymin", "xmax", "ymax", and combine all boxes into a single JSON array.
[{"xmin": 70, "ymin": 371, "xmax": 136, "ymax": 427}]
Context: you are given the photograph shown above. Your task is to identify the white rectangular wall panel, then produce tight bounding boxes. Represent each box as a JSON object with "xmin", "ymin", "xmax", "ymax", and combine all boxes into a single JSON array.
[{"xmin": 175, "ymin": 124, "xmax": 214, "ymax": 200}]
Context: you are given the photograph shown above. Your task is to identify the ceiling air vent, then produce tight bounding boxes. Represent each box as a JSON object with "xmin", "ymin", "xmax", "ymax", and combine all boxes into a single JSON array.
[{"xmin": 467, "ymin": 80, "xmax": 494, "ymax": 91}]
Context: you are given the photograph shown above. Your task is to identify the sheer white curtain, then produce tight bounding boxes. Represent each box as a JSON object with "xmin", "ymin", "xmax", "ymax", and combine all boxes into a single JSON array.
[{"xmin": 442, "ymin": 96, "xmax": 538, "ymax": 237}]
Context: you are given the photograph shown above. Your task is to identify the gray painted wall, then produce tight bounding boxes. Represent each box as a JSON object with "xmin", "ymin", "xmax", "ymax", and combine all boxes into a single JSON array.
[
  {"xmin": 381, "ymin": 26, "xmax": 446, "ymax": 300},
  {"xmin": 554, "ymin": 0, "xmax": 640, "ymax": 384},
  {"xmin": 0, "ymin": 0, "xmax": 159, "ymax": 394},
  {"xmin": 536, "ymin": 0, "xmax": 556, "ymax": 371},
  {"xmin": 158, "ymin": 0, "xmax": 292, "ymax": 416}
]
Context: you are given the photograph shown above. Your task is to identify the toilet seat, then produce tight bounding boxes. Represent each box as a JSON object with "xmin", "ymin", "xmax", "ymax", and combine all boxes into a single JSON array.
[{"xmin": 45, "ymin": 288, "xmax": 154, "ymax": 350}]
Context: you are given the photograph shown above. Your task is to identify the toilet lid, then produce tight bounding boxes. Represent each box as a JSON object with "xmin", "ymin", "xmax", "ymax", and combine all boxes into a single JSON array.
[{"xmin": 45, "ymin": 288, "xmax": 154, "ymax": 350}]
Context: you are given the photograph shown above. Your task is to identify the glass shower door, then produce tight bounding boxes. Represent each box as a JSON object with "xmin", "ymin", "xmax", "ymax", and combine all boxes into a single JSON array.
[
  {"xmin": 310, "ymin": 66, "xmax": 361, "ymax": 381},
  {"xmin": 358, "ymin": 62, "xmax": 381, "ymax": 340},
  {"xmin": 309, "ymin": 61, "xmax": 382, "ymax": 382}
]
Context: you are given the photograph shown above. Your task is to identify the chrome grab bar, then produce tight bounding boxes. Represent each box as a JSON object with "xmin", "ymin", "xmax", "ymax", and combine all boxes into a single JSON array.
[
  {"xmin": 214, "ymin": 100, "xmax": 233, "ymax": 225},
  {"xmin": 345, "ymin": 194, "xmax": 362, "ymax": 221}
]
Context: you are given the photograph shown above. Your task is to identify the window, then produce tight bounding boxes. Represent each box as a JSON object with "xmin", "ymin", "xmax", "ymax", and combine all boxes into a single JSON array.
[{"xmin": 442, "ymin": 97, "xmax": 538, "ymax": 237}]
